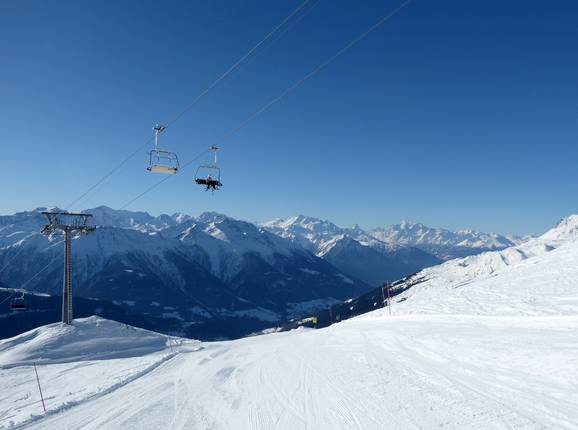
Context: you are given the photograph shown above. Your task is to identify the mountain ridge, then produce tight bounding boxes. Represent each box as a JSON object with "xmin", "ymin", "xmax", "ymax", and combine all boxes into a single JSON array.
[
  {"xmin": 0, "ymin": 206, "xmax": 538, "ymax": 339},
  {"xmin": 261, "ymin": 213, "xmax": 529, "ymax": 283},
  {"xmin": 0, "ymin": 207, "xmax": 371, "ymax": 339}
]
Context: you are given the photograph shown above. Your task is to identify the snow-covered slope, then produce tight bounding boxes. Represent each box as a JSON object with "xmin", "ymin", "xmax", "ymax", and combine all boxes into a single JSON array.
[
  {"xmin": 317, "ymin": 234, "xmax": 440, "ymax": 285},
  {"xmin": 0, "ymin": 316, "xmax": 186, "ymax": 367},
  {"xmin": 0, "ymin": 317, "xmax": 200, "ymax": 428},
  {"xmin": 176, "ymin": 214, "xmax": 305, "ymax": 281},
  {"xmin": 385, "ymin": 215, "xmax": 578, "ymax": 316},
  {"xmin": 1, "ymin": 216, "xmax": 576, "ymax": 429},
  {"xmin": 3, "ymin": 316, "xmax": 577, "ymax": 429}
]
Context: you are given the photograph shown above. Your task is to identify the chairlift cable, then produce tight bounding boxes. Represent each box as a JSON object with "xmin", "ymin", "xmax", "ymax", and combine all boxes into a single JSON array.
[
  {"xmin": 0, "ymin": 234, "xmax": 56, "ymax": 280},
  {"xmin": 64, "ymin": 0, "xmax": 312, "ymax": 211},
  {"xmin": 258, "ymin": 0, "xmax": 320, "ymax": 54},
  {"xmin": 0, "ymin": 245, "xmax": 27, "ymax": 275},
  {"xmin": 117, "ymin": 0, "xmax": 413, "ymax": 208},
  {"xmin": 21, "ymin": 256, "xmax": 58, "ymax": 289},
  {"xmin": 165, "ymin": 0, "xmax": 312, "ymax": 128},
  {"xmin": 222, "ymin": 0, "xmax": 413, "ymax": 142},
  {"xmin": 119, "ymin": 149, "xmax": 210, "ymax": 210},
  {"xmin": 0, "ymin": 291, "xmax": 16, "ymax": 306},
  {"xmin": 0, "ymin": 255, "xmax": 58, "ymax": 306},
  {"xmin": 3, "ymin": 0, "xmax": 411, "ymax": 295}
]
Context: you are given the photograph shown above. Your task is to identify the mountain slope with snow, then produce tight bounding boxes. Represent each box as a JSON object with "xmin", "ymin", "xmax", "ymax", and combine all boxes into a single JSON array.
[
  {"xmin": 385, "ymin": 215, "xmax": 578, "ymax": 317},
  {"xmin": 370, "ymin": 220, "xmax": 528, "ymax": 259},
  {"xmin": 263, "ymin": 215, "xmax": 442, "ymax": 284},
  {"xmin": 262, "ymin": 214, "xmax": 528, "ymax": 283},
  {"xmin": 317, "ymin": 234, "xmax": 439, "ymax": 285},
  {"xmin": 1, "ymin": 216, "xmax": 576, "ymax": 429},
  {"xmin": 0, "ymin": 208, "xmax": 370, "ymax": 339}
]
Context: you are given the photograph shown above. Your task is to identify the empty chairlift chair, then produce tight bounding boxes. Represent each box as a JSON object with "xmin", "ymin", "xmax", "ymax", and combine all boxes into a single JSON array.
[
  {"xmin": 10, "ymin": 293, "xmax": 27, "ymax": 311},
  {"xmin": 147, "ymin": 125, "xmax": 180, "ymax": 174}
]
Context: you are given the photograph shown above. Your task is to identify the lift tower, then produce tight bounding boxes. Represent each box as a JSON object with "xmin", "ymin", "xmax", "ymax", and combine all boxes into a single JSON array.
[{"xmin": 41, "ymin": 212, "xmax": 95, "ymax": 324}]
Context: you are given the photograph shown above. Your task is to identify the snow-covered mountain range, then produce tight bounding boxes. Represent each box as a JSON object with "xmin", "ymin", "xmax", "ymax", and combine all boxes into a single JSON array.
[
  {"xmin": 369, "ymin": 220, "xmax": 528, "ymax": 259},
  {"xmin": 0, "ymin": 207, "xmax": 370, "ymax": 339},
  {"xmin": 0, "ymin": 206, "xmax": 528, "ymax": 339},
  {"xmin": 263, "ymin": 215, "xmax": 526, "ymax": 256},
  {"xmin": 263, "ymin": 215, "xmax": 441, "ymax": 285},
  {"xmin": 1, "ymin": 215, "xmax": 576, "ymax": 429},
  {"xmin": 262, "ymin": 214, "xmax": 526, "ymax": 283}
]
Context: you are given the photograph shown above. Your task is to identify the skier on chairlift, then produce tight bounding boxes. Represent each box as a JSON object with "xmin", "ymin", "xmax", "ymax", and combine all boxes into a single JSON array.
[
  {"xmin": 194, "ymin": 145, "xmax": 222, "ymax": 191},
  {"xmin": 206, "ymin": 174, "xmax": 217, "ymax": 191}
]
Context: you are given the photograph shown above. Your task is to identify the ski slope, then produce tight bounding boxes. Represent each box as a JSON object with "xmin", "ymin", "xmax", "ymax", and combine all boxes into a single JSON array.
[
  {"xmin": 1, "ymin": 216, "xmax": 577, "ymax": 429},
  {"xmin": 385, "ymin": 215, "xmax": 578, "ymax": 317},
  {"xmin": 2, "ymin": 316, "xmax": 576, "ymax": 429}
]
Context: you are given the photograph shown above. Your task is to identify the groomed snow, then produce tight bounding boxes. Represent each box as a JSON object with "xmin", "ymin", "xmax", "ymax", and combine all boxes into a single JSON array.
[
  {"xmin": 0, "ymin": 317, "xmax": 200, "ymax": 429},
  {"xmin": 1, "ymin": 316, "xmax": 576, "ymax": 429},
  {"xmin": 0, "ymin": 216, "xmax": 577, "ymax": 429}
]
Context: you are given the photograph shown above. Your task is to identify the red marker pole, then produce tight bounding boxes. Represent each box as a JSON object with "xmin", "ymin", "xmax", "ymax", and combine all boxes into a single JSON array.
[{"xmin": 33, "ymin": 363, "xmax": 46, "ymax": 413}]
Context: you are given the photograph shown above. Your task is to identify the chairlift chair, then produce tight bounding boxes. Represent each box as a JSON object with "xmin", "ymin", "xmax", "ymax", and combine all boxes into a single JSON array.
[
  {"xmin": 10, "ymin": 293, "xmax": 27, "ymax": 311},
  {"xmin": 147, "ymin": 125, "xmax": 179, "ymax": 174},
  {"xmin": 194, "ymin": 145, "xmax": 222, "ymax": 191}
]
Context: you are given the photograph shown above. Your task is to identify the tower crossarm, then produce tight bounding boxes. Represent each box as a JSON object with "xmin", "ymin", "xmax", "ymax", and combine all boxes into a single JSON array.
[{"xmin": 41, "ymin": 211, "xmax": 96, "ymax": 235}]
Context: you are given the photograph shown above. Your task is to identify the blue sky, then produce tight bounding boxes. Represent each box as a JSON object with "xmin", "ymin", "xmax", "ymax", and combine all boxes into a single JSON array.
[{"xmin": 1, "ymin": 0, "xmax": 577, "ymax": 235}]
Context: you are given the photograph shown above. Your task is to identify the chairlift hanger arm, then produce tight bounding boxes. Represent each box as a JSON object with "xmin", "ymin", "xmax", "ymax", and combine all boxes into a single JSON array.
[
  {"xmin": 153, "ymin": 124, "xmax": 166, "ymax": 150},
  {"xmin": 210, "ymin": 145, "xmax": 219, "ymax": 165}
]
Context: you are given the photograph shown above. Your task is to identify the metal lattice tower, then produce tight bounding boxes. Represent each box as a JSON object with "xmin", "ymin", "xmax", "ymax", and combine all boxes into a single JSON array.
[{"xmin": 41, "ymin": 212, "xmax": 95, "ymax": 324}]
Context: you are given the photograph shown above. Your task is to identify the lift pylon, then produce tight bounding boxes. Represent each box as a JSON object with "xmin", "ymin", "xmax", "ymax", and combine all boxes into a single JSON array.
[{"xmin": 41, "ymin": 212, "xmax": 95, "ymax": 324}]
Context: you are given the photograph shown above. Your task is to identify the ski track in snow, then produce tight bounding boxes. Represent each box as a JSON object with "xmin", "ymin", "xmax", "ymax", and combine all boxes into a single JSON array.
[
  {"xmin": 1, "ymin": 315, "xmax": 576, "ymax": 429},
  {"xmin": 0, "ymin": 351, "xmax": 187, "ymax": 429}
]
